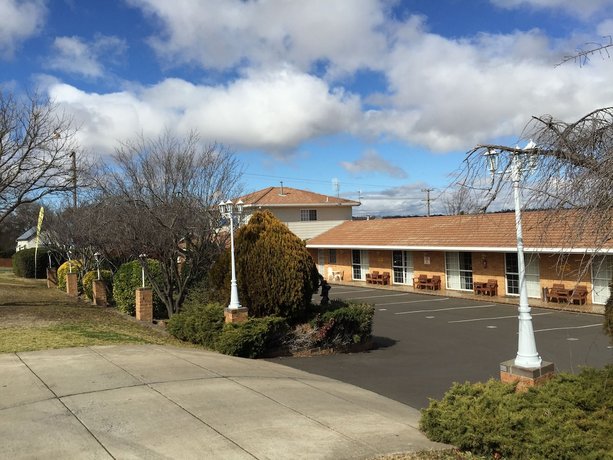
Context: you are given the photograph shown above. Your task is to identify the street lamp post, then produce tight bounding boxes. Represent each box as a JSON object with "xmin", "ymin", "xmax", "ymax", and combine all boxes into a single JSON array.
[
  {"xmin": 485, "ymin": 141, "xmax": 543, "ymax": 369},
  {"xmin": 219, "ymin": 200, "xmax": 244, "ymax": 310},
  {"xmin": 94, "ymin": 252, "xmax": 102, "ymax": 280}
]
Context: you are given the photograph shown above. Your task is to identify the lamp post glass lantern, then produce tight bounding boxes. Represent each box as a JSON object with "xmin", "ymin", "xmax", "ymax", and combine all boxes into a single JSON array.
[
  {"xmin": 219, "ymin": 199, "xmax": 243, "ymax": 310},
  {"xmin": 485, "ymin": 141, "xmax": 542, "ymax": 368},
  {"xmin": 138, "ymin": 254, "xmax": 147, "ymax": 288}
]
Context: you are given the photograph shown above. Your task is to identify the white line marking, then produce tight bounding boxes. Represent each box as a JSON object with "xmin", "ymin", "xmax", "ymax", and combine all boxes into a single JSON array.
[
  {"xmin": 340, "ymin": 292, "xmax": 411, "ymax": 300},
  {"xmin": 448, "ymin": 312, "xmax": 553, "ymax": 323},
  {"xmin": 567, "ymin": 338, "xmax": 579, "ymax": 341},
  {"xmin": 379, "ymin": 297, "xmax": 450, "ymax": 306},
  {"xmin": 378, "ymin": 308, "xmax": 387, "ymax": 311},
  {"xmin": 425, "ymin": 316, "xmax": 435, "ymax": 319},
  {"xmin": 331, "ymin": 289, "xmax": 377, "ymax": 295},
  {"xmin": 534, "ymin": 323, "xmax": 602, "ymax": 333},
  {"xmin": 395, "ymin": 304, "xmax": 495, "ymax": 315}
]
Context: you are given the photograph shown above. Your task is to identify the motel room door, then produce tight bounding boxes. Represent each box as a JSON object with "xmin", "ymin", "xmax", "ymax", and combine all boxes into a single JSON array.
[
  {"xmin": 592, "ymin": 255, "xmax": 612, "ymax": 304},
  {"xmin": 352, "ymin": 250, "xmax": 369, "ymax": 281}
]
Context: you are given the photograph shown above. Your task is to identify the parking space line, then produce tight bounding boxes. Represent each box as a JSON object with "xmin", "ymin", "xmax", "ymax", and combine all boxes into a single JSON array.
[
  {"xmin": 330, "ymin": 289, "xmax": 377, "ymax": 295},
  {"xmin": 380, "ymin": 297, "xmax": 449, "ymax": 306},
  {"xmin": 534, "ymin": 323, "xmax": 602, "ymax": 333},
  {"xmin": 338, "ymin": 292, "xmax": 411, "ymax": 300},
  {"xmin": 395, "ymin": 304, "xmax": 494, "ymax": 314},
  {"xmin": 448, "ymin": 312, "xmax": 553, "ymax": 323}
]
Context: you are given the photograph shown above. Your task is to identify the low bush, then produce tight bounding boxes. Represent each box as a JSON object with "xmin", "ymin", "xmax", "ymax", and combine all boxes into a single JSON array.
[
  {"xmin": 310, "ymin": 301, "xmax": 375, "ymax": 348},
  {"xmin": 215, "ymin": 317, "xmax": 289, "ymax": 358},
  {"xmin": 113, "ymin": 259, "xmax": 166, "ymax": 318},
  {"xmin": 167, "ymin": 302, "xmax": 225, "ymax": 348},
  {"xmin": 56, "ymin": 259, "xmax": 83, "ymax": 290},
  {"xmin": 12, "ymin": 248, "xmax": 49, "ymax": 278},
  {"xmin": 82, "ymin": 270, "xmax": 114, "ymax": 303},
  {"xmin": 420, "ymin": 366, "xmax": 613, "ymax": 459}
]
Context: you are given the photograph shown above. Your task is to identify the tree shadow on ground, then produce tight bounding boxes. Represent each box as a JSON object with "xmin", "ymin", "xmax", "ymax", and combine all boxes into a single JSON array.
[{"xmin": 370, "ymin": 336, "xmax": 397, "ymax": 350}]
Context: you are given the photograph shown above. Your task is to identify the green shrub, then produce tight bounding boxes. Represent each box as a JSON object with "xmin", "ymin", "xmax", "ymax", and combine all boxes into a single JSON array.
[
  {"xmin": 167, "ymin": 302, "xmax": 225, "ymax": 348},
  {"xmin": 214, "ymin": 316, "xmax": 289, "ymax": 358},
  {"xmin": 214, "ymin": 210, "xmax": 320, "ymax": 323},
  {"xmin": 82, "ymin": 270, "xmax": 114, "ymax": 303},
  {"xmin": 11, "ymin": 248, "xmax": 49, "ymax": 278},
  {"xmin": 420, "ymin": 366, "xmax": 613, "ymax": 459},
  {"xmin": 311, "ymin": 301, "xmax": 375, "ymax": 348},
  {"xmin": 113, "ymin": 259, "xmax": 166, "ymax": 318},
  {"xmin": 56, "ymin": 259, "xmax": 83, "ymax": 290}
]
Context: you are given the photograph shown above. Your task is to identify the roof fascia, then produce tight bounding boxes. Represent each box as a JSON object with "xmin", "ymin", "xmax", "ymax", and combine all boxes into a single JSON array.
[{"xmin": 305, "ymin": 244, "xmax": 611, "ymax": 253}]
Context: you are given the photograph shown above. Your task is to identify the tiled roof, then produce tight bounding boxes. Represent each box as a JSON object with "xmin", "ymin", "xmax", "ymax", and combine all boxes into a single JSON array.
[
  {"xmin": 237, "ymin": 186, "xmax": 360, "ymax": 207},
  {"xmin": 307, "ymin": 210, "xmax": 613, "ymax": 252}
]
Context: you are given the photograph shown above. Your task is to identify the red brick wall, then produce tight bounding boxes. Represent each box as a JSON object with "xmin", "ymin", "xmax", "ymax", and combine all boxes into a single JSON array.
[{"xmin": 0, "ymin": 258, "xmax": 12, "ymax": 268}]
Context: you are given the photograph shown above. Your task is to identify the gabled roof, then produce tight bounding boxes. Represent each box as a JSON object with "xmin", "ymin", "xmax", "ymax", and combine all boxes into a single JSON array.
[
  {"xmin": 306, "ymin": 210, "xmax": 613, "ymax": 253},
  {"xmin": 237, "ymin": 186, "xmax": 360, "ymax": 207},
  {"xmin": 16, "ymin": 227, "xmax": 36, "ymax": 241}
]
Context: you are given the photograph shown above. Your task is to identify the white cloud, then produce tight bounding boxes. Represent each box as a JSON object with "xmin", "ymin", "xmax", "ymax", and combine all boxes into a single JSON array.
[
  {"xmin": 126, "ymin": 0, "xmax": 388, "ymax": 76},
  {"xmin": 340, "ymin": 149, "xmax": 408, "ymax": 178},
  {"xmin": 44, "ymin": 67, "xmax": 361, "ymax": 155},
  {"xmin": 46, "ymin": 35, "xmax": 127, "ymax": 78},
  {"xmin": 0, "ymin": 0, "xmax": 46, "ymax": 59},
  {"xmin": 491, "ymin": 0, "xmax": 613, "ymax": 18}
]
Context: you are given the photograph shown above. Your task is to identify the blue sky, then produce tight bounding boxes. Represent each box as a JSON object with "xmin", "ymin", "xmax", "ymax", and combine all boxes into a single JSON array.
[{"xmin": 2, "ymin": 0, "xmax": 613, "ymax": 216}]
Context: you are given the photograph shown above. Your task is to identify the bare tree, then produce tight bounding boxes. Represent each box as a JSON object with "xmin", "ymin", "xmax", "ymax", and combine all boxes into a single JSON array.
[
  {"xmin": 93, "ymin": 132, "xmax": 242, "ymax": 317},
  {"xmin": 0, "ymin": 91, "xmax": 79, "ymax": 224},
  {"xmin": 458, "ymin": 107, "xmax": 612, "ymax": 278},
  {"xmin": 441, "ymin": 184, "xmax": 480, "ymax": 215},
  {"xmin": 556, "ymin": 36, "xmax": 613, "ymax": 68}
]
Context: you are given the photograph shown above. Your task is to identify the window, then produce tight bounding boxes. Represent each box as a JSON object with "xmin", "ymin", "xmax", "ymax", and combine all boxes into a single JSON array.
[
  {"xmin": 329, "ymin": 249, "xmax": 337, "ymax": 264},
  {"xmin": 592, "ymin": 255, "xmax": 613, "ymax": 304},
  {"xmin": 352, "ymin": 250, "xmax": 369, "ymax": 281},
  {"xmin": 505, "ymin": 253, "xmax": 540, "ymax": 298},
  {"xmin": 392, "ymin": 250, "xmax": 413, "ymax": 285},
  {"xmin": 300, "ymin": 209, "xmax": 317, "ymax": 221},
  {"xmin": 445, "ymin": 252, "xmax": 473, "ymax": 291}
]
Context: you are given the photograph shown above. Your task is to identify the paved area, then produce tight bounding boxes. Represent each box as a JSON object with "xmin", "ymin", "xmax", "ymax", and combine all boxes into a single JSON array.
[
  {"xmin": 272, "ymin": 285, "xmax": 613, "ymax": 408},
  {"xmin": 0, "ymin": 344, "xmax": 447, "ymax": 459}
]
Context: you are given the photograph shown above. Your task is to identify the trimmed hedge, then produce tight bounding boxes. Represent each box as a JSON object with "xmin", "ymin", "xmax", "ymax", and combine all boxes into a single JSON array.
[
  {"xmin": 215, "ymin": 317, "xmax": 289, "ymax": 358},
  {"xmin": 12, "ymin": 248, "xmax": 49, "ymax": 278},
  {"xmin": 420, "ymin": 366, "xmax": 613, "ymax": 459},
  {"xmin": 167, "ymin": 302, "xmax": 225, "ymax": 348},
  {"xmin": 113, "ymin": 259, "xmax": 166, "ymax": 318},
  {"xmin": 57, "ymin": 260, "xmax": 83, "ymax": 291},
  {"xmin": 82, "ymin": 270, "xmax": 114, "ymax": 303},
  {"xmin": 313, "ymin": 301, "xmax": 375, "ymax": 348}
]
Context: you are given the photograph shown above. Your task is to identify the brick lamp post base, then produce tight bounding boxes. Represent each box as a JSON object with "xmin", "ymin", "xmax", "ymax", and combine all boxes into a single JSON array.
[
  {"xmin": 224, "ymin": 307, "xmax": 248, "ymax": 324},
  {"xmin": 500, "ymin": 360, "xmax": 555, "ymax": 392}
]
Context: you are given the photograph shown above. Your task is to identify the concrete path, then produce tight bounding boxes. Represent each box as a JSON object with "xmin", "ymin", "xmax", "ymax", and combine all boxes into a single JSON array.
[{"xmin": 0, "ymin": 345, "xmax": 446, "ymax": 459}]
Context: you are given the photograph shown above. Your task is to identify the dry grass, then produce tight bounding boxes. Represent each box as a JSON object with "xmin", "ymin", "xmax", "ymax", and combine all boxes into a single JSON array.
[
  {"xmin": 0, "ymin": 268, "xmax": 187, "ymax": 353},
  {"xmin": 373, "ymin": 450, "xmax": 486, "ymax": 460}
]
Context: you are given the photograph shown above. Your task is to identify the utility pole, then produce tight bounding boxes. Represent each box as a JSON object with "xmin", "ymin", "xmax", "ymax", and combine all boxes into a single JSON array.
[
  {"xmin": 70, "ymin": 151, "xmax": 77, "ymax": 208},
  {"xmin": 421, "ymin": 188, "xmax": 434, "ymax": 217}
]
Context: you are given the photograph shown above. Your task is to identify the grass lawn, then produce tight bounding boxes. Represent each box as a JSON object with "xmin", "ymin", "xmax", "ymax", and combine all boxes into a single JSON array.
[{"xmin": 0, "ymin": 268, "xmax": 187, "ymax": 353}]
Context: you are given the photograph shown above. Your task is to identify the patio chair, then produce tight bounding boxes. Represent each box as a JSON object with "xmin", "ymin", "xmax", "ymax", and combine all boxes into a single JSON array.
[
  {"xmin": 413, "ymin": 274, "xmax": 428, "ymax": 289},
  {"xmin": 366, "ymin": 271, "xmax": 379, "ymax": 284},
  {"xmin": 379, "ymin": 272, "xmax": 391, "ymax": 285},
  {"xmin": 546, "ymin": 284, "xmax": 568, "ymax": 303},
  {"xmin": 569, "ymin": 286, "xmax": 588, "ymax": 305},
  {"xmin": 425, "ymin": 275, "xmax": 441, "ymax": 290},
  {"xmin": 483, "ymin": 279, "xmax": 498, "ymax": 296}
]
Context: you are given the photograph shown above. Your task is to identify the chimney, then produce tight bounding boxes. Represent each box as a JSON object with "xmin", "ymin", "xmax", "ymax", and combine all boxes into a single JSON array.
[{"xmin": 279, "ymin": 181, "xmax": 286, "ymax": 196}]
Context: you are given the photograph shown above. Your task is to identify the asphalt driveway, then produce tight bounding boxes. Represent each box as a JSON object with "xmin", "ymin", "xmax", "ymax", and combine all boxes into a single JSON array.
[{"xmin": 271, "ymin": 285, "xmax": 613, "ymax": 409}]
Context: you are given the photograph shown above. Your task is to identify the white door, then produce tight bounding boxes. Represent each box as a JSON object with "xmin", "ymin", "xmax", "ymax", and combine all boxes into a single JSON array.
[
  {"xmin": 352, "ymin": 250, "xmax": 369, "ymax": 281},
  {"xmin": 393, "ymin": 251, "xmax": 413, "ymax": 285},
  {"xmin": 505, "ymin": 253, "xmax": 540, "ymax": 298},
  {"xmin": 592, "ymin": 255, "xmax": 612, "ymax": 304},
  {"xmin": 445, "ymin": 252, "xmax": 473, "ymax": 291},
  {"xmin": 317, "ymin": 249, "xmax": 325, "ymax": 275}
]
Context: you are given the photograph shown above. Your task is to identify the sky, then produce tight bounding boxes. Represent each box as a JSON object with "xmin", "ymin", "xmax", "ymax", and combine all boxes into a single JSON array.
[{"xmin": 2, "ymin": 0, "xmax": 613, "ymax": 216}]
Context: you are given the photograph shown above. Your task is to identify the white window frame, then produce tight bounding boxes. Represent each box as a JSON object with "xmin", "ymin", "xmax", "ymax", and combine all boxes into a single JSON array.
[
  {"xmin": 592, "ymin": 255, "xmax": 612, "ymax": 305},
  {"xmin": 352, "ymin": 249, "xmax": 369, "ymax": 281},
  {"xmin": 392, "ymin": 250, "xmax": 413, "ymax": 285},
  {"xmin": 445, "ymin": 252, "xmax": 473, "ymax": 291},
  {"xmin": 504, "ymin": 252, "xmax": 540, "ymax": 298}
]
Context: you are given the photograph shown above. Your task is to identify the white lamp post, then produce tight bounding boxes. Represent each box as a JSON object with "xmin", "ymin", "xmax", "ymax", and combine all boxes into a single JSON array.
[
  {"xmin": 219, "ymin": 199, "xmax": 244, "ymax": 310},
  {"xmin": 486, "ymin": 141, "xmax": 542, "ymax": 368},
  {"xmin": 94, "ymin": 252, "xmax": 102, "ymax": 280}
]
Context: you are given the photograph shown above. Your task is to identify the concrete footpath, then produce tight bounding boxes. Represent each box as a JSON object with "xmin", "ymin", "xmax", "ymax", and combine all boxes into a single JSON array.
[{"xmin": 0, "ymin": 345, "xmax": 447, "ymax": 459}]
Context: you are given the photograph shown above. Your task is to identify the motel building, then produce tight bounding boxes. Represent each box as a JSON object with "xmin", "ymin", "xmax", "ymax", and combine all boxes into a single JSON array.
[{"xmin": 306, "ymin": 210, "xmax": 612, "ymax": 314}]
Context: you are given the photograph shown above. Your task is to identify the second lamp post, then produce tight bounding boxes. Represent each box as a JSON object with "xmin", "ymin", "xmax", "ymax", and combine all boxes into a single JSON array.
[{"xmin": 219, "ymin": 199, "xmax": 244, "ymax": 310}]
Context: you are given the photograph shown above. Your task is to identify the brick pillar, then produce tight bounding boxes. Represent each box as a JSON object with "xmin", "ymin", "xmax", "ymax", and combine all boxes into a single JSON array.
[
  {"xmin": 224, "ymin": 307, "xmax": 249, "ymax": 324},
  {"xmin": 92, "ymin": 279, "xmax": 108, "ymax": 307},
  {"xmin": 500, "ymin": 360, "xmax": 555, "ymax": 392},
  {"xmin": 66, "ymin": 273, "xmax": 78, "ymax": 297},
  {"xmin": 47, "ymin": 268, "xmax": 57, "ymax": 288},
  {"xmin": 135, "ymin": 288, "xmax": 153, "ymax": 322}
]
